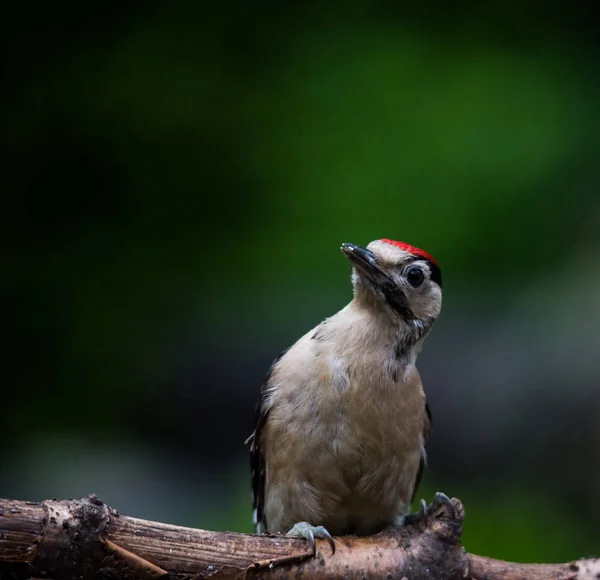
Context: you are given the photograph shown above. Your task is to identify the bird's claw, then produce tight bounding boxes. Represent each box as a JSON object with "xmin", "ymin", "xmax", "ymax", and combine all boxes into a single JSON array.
[
  {"xmin": 418, "ymin": 498, "xmax": 428, "ymax": 520},
  {"xmin": 287, "ymin": 521, "xmax": 336, "ymax": 556},
  {"xmin": 430, "ymin": 491, "xmax": 455, "ymax": 517},
  {"xmin": 405, "ymin": 492, "xmax": 454, "ymax": 525}
]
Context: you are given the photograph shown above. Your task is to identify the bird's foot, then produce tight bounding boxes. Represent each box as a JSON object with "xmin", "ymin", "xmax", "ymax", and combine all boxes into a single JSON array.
[
  {"xmin": 287, "ymin": 521, "xmax": 336, "ymax": 556},
  {"xmin": 404, "ymin": 492, "xmax": 455, "ymax": 525}
]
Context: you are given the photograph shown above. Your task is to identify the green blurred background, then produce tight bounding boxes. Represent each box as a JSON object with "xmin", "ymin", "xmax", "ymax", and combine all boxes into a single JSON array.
[{"xmin": 2, "ymin": 0, "xmax": 600, "ymax": 564}]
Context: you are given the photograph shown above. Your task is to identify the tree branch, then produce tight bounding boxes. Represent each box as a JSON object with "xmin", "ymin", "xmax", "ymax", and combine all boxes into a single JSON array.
[{"xmin": 0, "ymin": 495, "xmax": 596, "ymax": 580}]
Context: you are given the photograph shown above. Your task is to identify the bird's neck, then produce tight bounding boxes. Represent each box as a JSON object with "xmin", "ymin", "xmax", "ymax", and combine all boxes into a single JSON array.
[
  {"xmin": 351, "ymin": 292, "xmax": 429, "ymax": 344},
  {"xmin": 332, "ymin": 299, "xmax": 427, "ymax": 371}
]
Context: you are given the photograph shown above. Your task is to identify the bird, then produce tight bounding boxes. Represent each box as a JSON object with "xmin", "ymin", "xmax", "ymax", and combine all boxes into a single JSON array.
[{"xmin": 246, "ymin": 238, "xmax": 449, "ymax": 556}]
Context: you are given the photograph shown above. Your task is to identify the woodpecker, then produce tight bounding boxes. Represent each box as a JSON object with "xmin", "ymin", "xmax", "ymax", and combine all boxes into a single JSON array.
[{"xmin": 247, "ymin": 238, "xmax": 448, "ymax": 555}]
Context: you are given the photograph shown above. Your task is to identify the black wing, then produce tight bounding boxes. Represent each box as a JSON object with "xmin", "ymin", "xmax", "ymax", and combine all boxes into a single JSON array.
[
  {"xmin": 410, "ymin": 401, "xmax": 432, "ymax": 503},
  {"xmin": 247, "ymin": 349, "xmax": 288, "ymax": 533}
]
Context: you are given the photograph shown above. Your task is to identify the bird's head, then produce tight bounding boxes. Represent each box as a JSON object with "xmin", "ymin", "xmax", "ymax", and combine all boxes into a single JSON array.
[{"xmin": 341, "ymin": 239, "xmax": 442, "ymax": 327}]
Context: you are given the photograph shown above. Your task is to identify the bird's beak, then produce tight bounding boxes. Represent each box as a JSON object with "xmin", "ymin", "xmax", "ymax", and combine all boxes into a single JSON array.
[
  {"xmin": 341, "ymin": 243, "xmax": 390, "ymax": 285},
  {"xmin": 341, "ymin": 242, "xmax": 414, "ymax": 318}
]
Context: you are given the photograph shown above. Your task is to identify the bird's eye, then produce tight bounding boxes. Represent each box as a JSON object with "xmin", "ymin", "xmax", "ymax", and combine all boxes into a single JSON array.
[{"xmin": 405, "ymin": 265, "xmax": 425, "ymax": 287}]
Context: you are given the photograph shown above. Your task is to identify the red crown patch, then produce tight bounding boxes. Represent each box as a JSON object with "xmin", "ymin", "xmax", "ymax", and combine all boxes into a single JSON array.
[{"xmin": 381, "ymin": 239, "xmax": 437, "ymax": 265}]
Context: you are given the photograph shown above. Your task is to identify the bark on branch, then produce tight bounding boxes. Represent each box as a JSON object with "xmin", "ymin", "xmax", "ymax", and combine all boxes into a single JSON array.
[{"xmin": 0, "ymin": 495, "xmax": 597, "ymax": 580}]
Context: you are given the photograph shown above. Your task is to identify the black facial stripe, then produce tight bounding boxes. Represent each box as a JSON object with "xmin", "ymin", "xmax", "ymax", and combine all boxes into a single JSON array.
[
  {"xmin": 380, "ymin": 281, "xmax": 415, "ymax": 320},
  {"xmin": 427, "ymin": 260, "xmax": 443, "ymax": 288},
  {"xmin": 395, "ymin": 318, "xmax": 434, "ymax": 361}
]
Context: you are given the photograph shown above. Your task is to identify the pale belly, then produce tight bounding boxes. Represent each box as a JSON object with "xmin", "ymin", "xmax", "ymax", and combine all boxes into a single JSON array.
[
  {"xmin": 264, "ymin": 402, "xmax": 423, "ymax": 535},
  {"xmin": 262, "ymin": 341, "xmax": 427, "ymax": 536}
]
